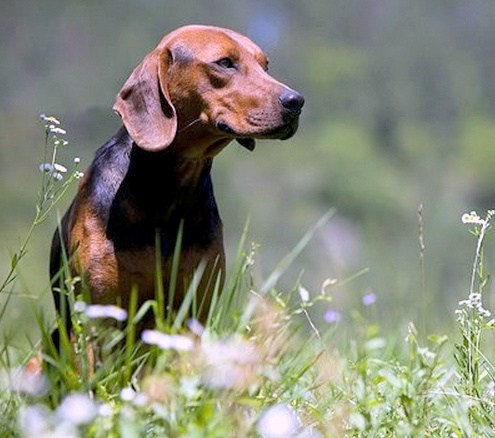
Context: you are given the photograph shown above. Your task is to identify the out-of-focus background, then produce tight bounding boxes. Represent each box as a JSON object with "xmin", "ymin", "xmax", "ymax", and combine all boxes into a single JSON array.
[{"xmin": 2, "ymin": 0, "xmax": 495, "ymax": 344}]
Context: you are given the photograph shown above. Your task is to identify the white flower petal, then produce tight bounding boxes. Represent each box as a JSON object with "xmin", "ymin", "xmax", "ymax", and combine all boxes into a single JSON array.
[
  {"xmin": 53, "ymin": 163, "xmax": 67, "ymax": 173},
  {"xmin": 85, "ymin": 304, "xmax": 127, "ymax": 321},
  {"xmin": 73, "ymin": 301, "xmax": 87, "ymax": 313},
  {"xmin": 141, "ymin": 330, "xmax": 193, "ymax": 351},
  {"xmin": 120, "ymin": 387, "xmax": 136, "ymax": 402},
  {"xmin": 56, "ymin": 393, "xmax": 97, "ymax": 425},
  {"xmin": 98, "ymin": 403, "xmax": 113, "ymax": 417},
  {"xmin": 298, "ymin": 286, "xmax": 310, "ymax": 302},
  {"xmin": 18, "ymin": 405, "xmax": 51, "ymax": 435},
  {"xmin": 39, "ymin": 163, "xmax": 53, "ymax": 172},
  {"xmin": 257, "ymin": 404, "xmax": 299, "ymax": 438},
  {"xmin": 4, "ymin": 367, "xmax": 48, "ymax": 396},
  {"xmin": 187, "ymin": 318, "xmax": 204, "ymax": 336},
  {"xmin": 50, "ymin": 127, "xmax": 67, "ymax": 135}
]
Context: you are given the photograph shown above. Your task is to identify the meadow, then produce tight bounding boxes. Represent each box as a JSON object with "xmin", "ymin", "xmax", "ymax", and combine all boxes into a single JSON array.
[
  {"xmin": 2, "ymin": 3, "xmax": 495, "ymax": 436},
  {"xmin": 1, "ymin": 116, "xmax": 495, "ymax": 437}
]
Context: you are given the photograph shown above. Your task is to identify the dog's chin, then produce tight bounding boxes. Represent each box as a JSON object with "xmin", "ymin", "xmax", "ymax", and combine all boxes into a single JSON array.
[
  {"xmin": 273, "ymin": 122, "xmax": 298, "ymax": 141},
  {"xmin": 217, "ymin": 120, "xmax": 299, "ymax": 151}
]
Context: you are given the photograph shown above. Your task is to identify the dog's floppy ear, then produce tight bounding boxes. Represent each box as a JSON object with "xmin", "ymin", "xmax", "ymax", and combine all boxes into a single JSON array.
[{"xmin": 113, "ymin": 50, "xmax": 177, "ymax": 152}]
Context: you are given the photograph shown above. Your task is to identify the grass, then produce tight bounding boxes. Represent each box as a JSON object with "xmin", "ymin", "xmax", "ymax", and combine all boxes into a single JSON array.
[{"xmin": 1, "ymin": 117, "xmax": 495, "ymax": 437}]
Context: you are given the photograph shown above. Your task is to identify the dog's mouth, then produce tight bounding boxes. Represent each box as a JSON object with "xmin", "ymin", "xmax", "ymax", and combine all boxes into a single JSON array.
[{"xmin": 216, "ymin": 120, "xmax": 299, "ymax": 152}]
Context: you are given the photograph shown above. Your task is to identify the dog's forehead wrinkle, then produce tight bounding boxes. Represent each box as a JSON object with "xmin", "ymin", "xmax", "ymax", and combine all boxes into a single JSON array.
[
  {"xmin": 168, "ymin": 27, "xmax": 266, "ymax": 65},
  {"xmin": 188, "ymin": 40, "xmax": 241, "ymax": 63},
  {"xmin": 171, "ymin": 44, "xmax": 194, "ymax": 65}
]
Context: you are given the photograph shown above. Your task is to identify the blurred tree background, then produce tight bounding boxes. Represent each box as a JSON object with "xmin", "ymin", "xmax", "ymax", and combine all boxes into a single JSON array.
[{"xmin": 2, "ymin": 0, "xmax": 495, "ymax": 344}]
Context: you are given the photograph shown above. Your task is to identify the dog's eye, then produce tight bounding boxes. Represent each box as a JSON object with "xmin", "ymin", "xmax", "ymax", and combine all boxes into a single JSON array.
[{"xmin": 215, "ymin": 57, "xmax": 236, "ymax": 69}]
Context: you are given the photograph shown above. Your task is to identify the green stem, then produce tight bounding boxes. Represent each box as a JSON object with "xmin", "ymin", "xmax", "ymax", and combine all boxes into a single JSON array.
[{"xmin": 0, "ymin": 118, "xmax": 78, "ymax": 320}]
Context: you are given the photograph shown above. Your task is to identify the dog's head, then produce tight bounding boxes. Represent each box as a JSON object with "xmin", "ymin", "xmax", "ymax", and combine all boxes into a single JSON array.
[{"xmin": 114, "ymin": 25, "xmax": 304, "ymax": 158}]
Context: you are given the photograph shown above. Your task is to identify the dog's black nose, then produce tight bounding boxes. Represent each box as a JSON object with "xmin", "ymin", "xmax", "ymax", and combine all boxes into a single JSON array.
[{"xmin": 279, "ymin": 91, "xmax": 305, "ymax": 113}]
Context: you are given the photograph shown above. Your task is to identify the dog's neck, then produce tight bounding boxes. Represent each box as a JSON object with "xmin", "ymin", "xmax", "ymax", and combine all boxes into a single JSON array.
[
  {"xmin": 172, "ymin": 126, "xmax": 233, "ymax": 159},
  {"xmin": 128, "ymin": 144, "xmax": 214, "ymax": 190},
  {"xmin": 104, "ymin": 127, "xmax": 221, "ymax": 252}
]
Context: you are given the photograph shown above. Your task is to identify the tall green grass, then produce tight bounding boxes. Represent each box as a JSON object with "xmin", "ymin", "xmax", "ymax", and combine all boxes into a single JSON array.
[{"xmin": 1, "ymin": 117, "xmax": 495, "ymax": 437}]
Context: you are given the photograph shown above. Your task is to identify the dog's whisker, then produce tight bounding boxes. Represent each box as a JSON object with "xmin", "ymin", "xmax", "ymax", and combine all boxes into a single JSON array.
[{"xmin": 178, "ymin": 118, "xmax": 202, "ymax": 133}]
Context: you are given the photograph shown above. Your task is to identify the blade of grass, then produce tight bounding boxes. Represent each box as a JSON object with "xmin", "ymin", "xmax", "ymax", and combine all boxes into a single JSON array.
[
  {"xmin": 205, "ymin": 270, "xmax": 224, "ymax": 328},
  {"xmin": 173, "ymin": 261, "xmax": 207, "ymax": 331},
  {"xmin": 154, "ymin": 231, "xmax": 165, "ymax": 330},
  {"xmin": 166, "ymin": 222, "xmax": 184, "ymax": 327},
  {"xmin": 213, "ymin": 220, "xmax": 251, "ymax": 330},
  {"xmin": 239, "ymin": 210, "xmax": 335, "ymax": 329},
  {"xmin": 124, "ymin": 285, "xmax": 139, "ymax": 384},
  {"xmin": 260, "ymin": 209, "xmax": 335, "ymax": 295}
]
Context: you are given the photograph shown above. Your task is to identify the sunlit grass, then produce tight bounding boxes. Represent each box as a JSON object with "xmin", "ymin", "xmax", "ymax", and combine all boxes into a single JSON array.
[{"xmin": 1, "ymin": 117, "xmax": 495, "ymax": 437}]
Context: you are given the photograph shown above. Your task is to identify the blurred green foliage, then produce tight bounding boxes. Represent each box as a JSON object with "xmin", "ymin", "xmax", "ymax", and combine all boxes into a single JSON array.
[{"xmin": 1, "ymin": 0, "xmax": 495, "ymax": 343}]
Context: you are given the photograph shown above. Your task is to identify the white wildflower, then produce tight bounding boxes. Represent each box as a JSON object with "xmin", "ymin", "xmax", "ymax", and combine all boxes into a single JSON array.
[
  {"xmin": 349, "ymin": 412, "xmax": 367, "ymax": 431},
  {"xmin": 133, "ymin": 392, "xmax": 149, "ymax": 407},
  {"xmin": 18, "ymin": 404, "xmax": 80, "ymax": 438},
  {"xmin": 40, "ymin": 114, "xmax": 60, "ymax": 125},
  {"xmin": 98, "ymin": 403, "xmax": 113, "ymax": 417},
  {"xmin": 458, "ymin": 294, "xmax": 479, "ymax": 309},
  {"xmin": 39, "ymin": 163, "xmax": 65, "ymax": 180},
  {"xmin": 457, "ymin": 292, "xmax": 491, "ymax": 320},
  {"xmin": 56, "ymin": 393, "xmax": 97, "ymax": 425},
  {"xmin": 120, "ymin": 387, "xmax": 136, "ymax": 402},
  {"xmin": 187, "ymin": 318, "xmax": 205, "ymax": 336},
  {"xmin": 257, "ymin": 403, "xmax": 300, "ymax": 438},
  {"xmin": 39, "ymin": 163, "xmax": 54, "ymax": 173},
  {"xmin": 180, "ymin": 376, "xmax": 200, "ymax": 399},
  {"xmin": 200, "ymin": 334, "xmax": 260, "ymax": 389},
  {"xmin": 418, "ymin": 347, "xmax": 436, "ymax": 362},
  {"xmin": 141, "ymin": 330, "xmax": 194, "ymax": 351},
  {"xmin": 74, "ymin": 157, "xmax": 80, "ymax": 163},
  {"xmin": 85, "ymin": 304, "xmax": 128, "ymax": 321},
  {"xmin": 461, "ymin": 211, "xmax": 485, "ymax": 226},
  {"xmin": 18, "ymin": 405, "xmax": 50, "ymax": 435},
  {"xmin": 485, "ymin": 380, "xmax": 495, "ymax": 398},
  {"xmin": 298, "ymin": 286, "xmax": 310, "ymax": 303},
  {"xmin": 73, "ymin": 300, "xmax": 87, "ymax": 313},
  {"xmin": 50, "ymin": 126, "xmax": 67, "ymax": 135},
  {"xmin": 75, "ymin": 171, "xmax": 84, "ymax": 179},
  {"xmin": 53, "ymin": 163, "xmax": 67, "ymax": 173},
  {"xmin": 119, "ymin": 387, "xmax": 149, "ymax": 407},
  {"xmin": 2, "ymin": 366, "xmax": 48, "ymax": 396}
]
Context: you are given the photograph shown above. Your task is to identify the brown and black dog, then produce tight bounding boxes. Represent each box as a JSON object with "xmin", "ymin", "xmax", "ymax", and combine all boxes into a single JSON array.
[{"xmin": 50, "ymin": 25, "xmax": 304, "ymax": 334}]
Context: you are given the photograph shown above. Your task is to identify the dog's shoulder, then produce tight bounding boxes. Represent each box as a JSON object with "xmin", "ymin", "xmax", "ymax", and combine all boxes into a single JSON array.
[{"xmin": 86, "ymin": 126, "xmax": 132, "ymax": 215}]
